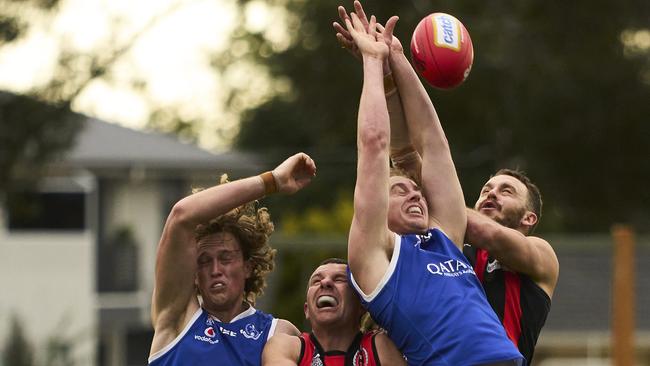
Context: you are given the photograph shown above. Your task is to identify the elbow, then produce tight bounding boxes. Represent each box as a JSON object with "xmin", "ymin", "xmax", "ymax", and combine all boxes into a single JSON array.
[
  {"xmin": 167, "ymin": 199, "xmax": 195, "ymax": 230},
  {"xmin": 358, "ymin": 125, "xmax": 389, "ymax": 153}
]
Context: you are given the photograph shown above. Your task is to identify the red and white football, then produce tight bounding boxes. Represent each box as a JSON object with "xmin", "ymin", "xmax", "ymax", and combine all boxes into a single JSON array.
[{"xmin": 410, "ymin": 13, "xmax": 474, "ymax": 89}]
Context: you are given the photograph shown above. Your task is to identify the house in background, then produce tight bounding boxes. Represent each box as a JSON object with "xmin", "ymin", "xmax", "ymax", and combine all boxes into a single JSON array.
[{"xmin": 0, "ymin": 116, "xmax": 260, "ymax": 365}]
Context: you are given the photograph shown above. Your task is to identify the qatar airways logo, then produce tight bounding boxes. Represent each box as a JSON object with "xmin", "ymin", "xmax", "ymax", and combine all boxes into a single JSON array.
[{"xmin": 427, "ymin": 259, "xmax": 475, "ymax": 277}]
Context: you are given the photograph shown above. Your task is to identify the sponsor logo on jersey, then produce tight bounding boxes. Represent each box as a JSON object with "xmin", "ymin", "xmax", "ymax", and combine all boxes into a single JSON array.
[
  {"xmin": 310, "ymin": 352, "xmax": 324, "ymax": 366},
  {"xmin": 353, "ymin": 347, "xmax": 369, "ymax": 366},
  {"xmin": 204, "ymin": 327, "xmax": 215, "ymax": 337},
  {"xmin": 486, "ymin": 259, "xmax": 501, "ymax": 273},
  {"xmin": 206, "ymin": 315, "xmax": 216, "ymax": 326},
  {"xmin": 433, "ymin": 14, "xmax": 461, "ymax": 51},
  {"xmin": 427, "ymin": 259, "xmax": 476, "ymax": 277},
  {"xmin": 240, "ymin": 323, "xmax": 263, "ymax": 340},
  {"xmin": 220, "ymin": 326, "xmax": 237, "ymax": 337},
  {"xmin": 194, "ymin": 334, "xmax": 219, "ymax": 345}
]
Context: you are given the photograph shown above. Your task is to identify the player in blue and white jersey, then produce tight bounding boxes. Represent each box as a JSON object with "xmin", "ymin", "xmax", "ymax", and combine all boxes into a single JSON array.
[
  {"xmin": 341, "ymin": 5, "xmax": 525, "ymax": 365},
  {"xmin": 148, "ymin": 153, "xmax": 316, "ymax": 365}
]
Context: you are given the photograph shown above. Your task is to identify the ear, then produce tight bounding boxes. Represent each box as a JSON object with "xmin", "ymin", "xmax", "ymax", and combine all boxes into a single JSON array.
[
  {"xmin": 520, "ymin": 210, "xmax": 538, "ymax": 231},
  {"xmin": 304, "ymin": 302, "xmax": 310, "ymax": 322}
]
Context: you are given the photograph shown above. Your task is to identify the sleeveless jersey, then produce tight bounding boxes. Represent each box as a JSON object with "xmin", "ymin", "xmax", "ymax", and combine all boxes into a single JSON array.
[
  {"xmin": 349, "ymin": 228, "xmax": 524, "ymax": 366},
  {"xmin": 464, "ymin": 245, "xmax": 551, "ymax": 365},
  {"xmin": 297, "ymin": 331, "xmax": 381, "ymax": 366},
  {"xmin": 148, "ymin": 306, "xmax": 277, "ymax": 366}
]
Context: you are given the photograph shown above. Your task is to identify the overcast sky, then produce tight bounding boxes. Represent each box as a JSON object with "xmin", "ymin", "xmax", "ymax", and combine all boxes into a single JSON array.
[{"xmin": 0, "ymin": 0, "xmax": 287, "ymax": 150}]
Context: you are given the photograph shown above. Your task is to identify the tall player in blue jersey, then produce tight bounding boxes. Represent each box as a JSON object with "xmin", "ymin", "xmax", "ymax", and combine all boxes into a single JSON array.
[
  {"xmin": 148, "ymin": 152, "xmax": 316, "ymax": 365},
  {"xmin": 336, "ymin": 3, "xmax": 557, "ymax": 364},
  {"xmin": 341, "ymin": 5, "xmax": 525, "ymax": 365}
]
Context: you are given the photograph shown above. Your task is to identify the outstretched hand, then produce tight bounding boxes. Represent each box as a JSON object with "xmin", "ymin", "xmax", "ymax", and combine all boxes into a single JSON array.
[
  {"xmin": 334, "ymin": 1, "xmax": 400, "ymax": 60},
  {"xmin": 272, "ymin": 152, "xmax": 316, "ymax": 194},
  {"xmin": 377, "ymin": 21, "xmax": 403, "ymax": 55},
  {"xmin": 343, "ymin": 12, "xmax": 389, "ymax": 60}
]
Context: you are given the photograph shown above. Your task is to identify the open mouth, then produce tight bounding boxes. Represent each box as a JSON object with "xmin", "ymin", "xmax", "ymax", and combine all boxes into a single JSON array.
[
  {"xmin": 211, "ymin": 282, "xmax": 225, "ymax": 290},
  {"xmin": 316, "ymin": 295, "xmax": 338, "ymax": 309},
  {"xmin": 406, "ymin": 205, "xmax": 423, "ymax": 215},
  {"xmin": 480, "ymin": 201, "xmax": 498, "ymax": 210}
]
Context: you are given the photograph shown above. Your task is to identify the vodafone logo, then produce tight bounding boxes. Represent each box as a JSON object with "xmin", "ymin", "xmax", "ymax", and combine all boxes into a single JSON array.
[{"xmin": 204, "ymin": 327, "xmax": 215, "ymax": 338}]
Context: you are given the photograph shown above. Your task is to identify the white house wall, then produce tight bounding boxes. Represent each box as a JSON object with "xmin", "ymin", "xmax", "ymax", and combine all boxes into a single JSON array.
[{"xmin": 0, "ymin": 231, "xmax": 96, "ymax": 364}]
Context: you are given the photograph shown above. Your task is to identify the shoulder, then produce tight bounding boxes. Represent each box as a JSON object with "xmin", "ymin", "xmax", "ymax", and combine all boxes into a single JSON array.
[
  {"xmin": 275, "ymin": 318, "xmax": 301, "ymax": 336},
  {"xmin": 262, "ymin": 333, "xmax": 303, "ymax": 365},
  {"xmin": 266, "ymin": 332, "xmax": 302, "ymax": 349},
  {"xmin": 149, "ymin": 305, "xmax": 202, "ymax": 359},
  {"xmin": 528, "ymin": 236, "xmax": 559, "ymax": 271}
]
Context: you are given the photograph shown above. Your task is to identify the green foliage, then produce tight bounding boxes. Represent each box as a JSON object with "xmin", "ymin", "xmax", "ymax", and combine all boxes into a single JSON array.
[
  {"xmin": 282, "ymin": 190, "xmax": 353, "ymax": 235},
  {"xmin": 3, "ymin": 315, "xmax": 34, "ymax": 366},
  {"xmin": 2, "ymin": 314, "xmax": 77, "ymax": 366},
  {"xmin": 0, "ymin": 92, "xmax": 83, "ymax": 197},
  {"xmin": 222, "ymin": 0, "xmax": 650, "ymax": 233}
]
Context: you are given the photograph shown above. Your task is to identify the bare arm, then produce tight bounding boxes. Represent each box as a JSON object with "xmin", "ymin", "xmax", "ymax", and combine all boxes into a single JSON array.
[
  {"xmin": 333, "ymin": 3, "xmax": 411, "ymax": 158},
  {"xmin": 275, "ymin": 319, "xmax": 300, "ymax": 336},
  {"xmin": 262, "ymin": 333, "xmax": 302, "ymax": 366},
  {"xmin": 374, "ymin": 332, "xmax": 407, "ymax": 365},
  {"xmin": 381, "ymin": 23, "xmax": 466, "ymax": 248},
  {"xmin": 150, "ymin": 153, "xmax": 316, "ymax": 353},
  {"xmin": 466, "ymin": 208, "xmax": 559, "ymax": 297},
  {"xmin": 345, "ymin": 13, "xmax": 397, "ymax": 294}
]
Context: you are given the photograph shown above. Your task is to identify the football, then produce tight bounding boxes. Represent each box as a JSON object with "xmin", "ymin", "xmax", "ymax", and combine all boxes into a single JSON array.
[{"xmin": 410, "ymin": 13, "xmax": 474, "ymax": 89}]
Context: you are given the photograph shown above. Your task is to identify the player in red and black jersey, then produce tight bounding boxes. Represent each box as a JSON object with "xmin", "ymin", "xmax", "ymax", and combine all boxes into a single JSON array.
[
  {"xmin": 463, "ymin": 169, "xmax": 559, "ymax": 364},
  {"xmin": 262, "ymin": 258, "xmax": 405, "ymax": 366},
  {"xmin": 297, "ymin": 330, "xmax": 380, "ymax": 366}
]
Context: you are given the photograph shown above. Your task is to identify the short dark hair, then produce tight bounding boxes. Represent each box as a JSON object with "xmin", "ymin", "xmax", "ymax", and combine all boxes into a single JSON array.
[
  {"xmin": 494, "ymin": 169, "xmax": 543, "ymax": 233},
  {"xmin": 307, "ymin": 258, "xmax": 348, "ymax": 289},
  {"xmin": 318, "ymin": 257, "xmax": 347, "ymax": 266}
]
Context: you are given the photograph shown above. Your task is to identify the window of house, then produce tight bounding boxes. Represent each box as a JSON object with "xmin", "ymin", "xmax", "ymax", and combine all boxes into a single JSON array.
[{"xmin": 5, "ymin": 176, "xmax": 92, "ymax": 231}]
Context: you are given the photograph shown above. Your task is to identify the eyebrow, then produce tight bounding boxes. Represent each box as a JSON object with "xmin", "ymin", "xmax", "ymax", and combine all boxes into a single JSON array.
[
  {"xmin": 309, "ymin": 273, "xmax": 323, "ymax": 282},
  {"xmin": 391, "ymin": 182, "xmax": 420, "ymax": 191}
]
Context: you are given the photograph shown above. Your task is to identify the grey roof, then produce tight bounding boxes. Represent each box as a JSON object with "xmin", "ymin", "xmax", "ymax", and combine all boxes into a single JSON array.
[{"xmin": 61, "ymin": 117, "xmax": 261, "ymax": 172}]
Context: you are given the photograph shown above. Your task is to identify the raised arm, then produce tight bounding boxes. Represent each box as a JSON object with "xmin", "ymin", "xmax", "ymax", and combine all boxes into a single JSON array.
[
  {"xmin": 150, "ymin": 153, "xmax": 316, "ymax": 349},
  {"xmin": 346, "ymin": 13, "xmax": 397, "ymax": 294},
  {"xmin": 465, "ymin": 209, "xmax": 559, "ymax": 297},
  {"xmin": 334, "ymin": 3, "xmax": 413, "ymax": 170},
  {"xmin": 382, "ymin": 20, "xmax": 466, "ymax": 248}
]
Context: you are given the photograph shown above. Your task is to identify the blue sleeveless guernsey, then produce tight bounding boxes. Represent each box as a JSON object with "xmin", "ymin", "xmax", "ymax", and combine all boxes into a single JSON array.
[
  {"xmin": 148, "ymin": 306, "xmax": 277, "ymax": 366},
  {"xmin": 349, "ymin": 229, "xmax": 525, "ymax": 366}
]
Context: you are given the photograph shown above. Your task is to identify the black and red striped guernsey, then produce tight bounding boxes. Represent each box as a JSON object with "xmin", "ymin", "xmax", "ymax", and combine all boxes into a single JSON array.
[
  {"xmin": 464, "ymin": 245, "xmax": 551, "ymax": 364},
  {"xmin": 297, "ymin": 331, "xmax": 381, "ymax": 366}
]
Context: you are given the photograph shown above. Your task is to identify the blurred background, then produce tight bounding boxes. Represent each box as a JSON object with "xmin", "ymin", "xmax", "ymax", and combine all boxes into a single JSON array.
[{"xmin": 0, "ymin": 0, "xmax": 648, "ymax": 365}]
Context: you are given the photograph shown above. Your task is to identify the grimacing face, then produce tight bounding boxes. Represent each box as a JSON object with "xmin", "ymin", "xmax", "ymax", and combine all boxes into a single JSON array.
[
  {"xmin": 387, "ymin": 175, "xmax": 429, "ymax": 235},
  {"xmin": 195, "ymin": 232, "xmax": 251, "ymax": 313},
  {"xmin": 475, "ymin": 174, "xmax": 531, "ymax": 230},
  {"xmin": 304, "ymin": 263, "xmax": 364, "ymax": 328}
]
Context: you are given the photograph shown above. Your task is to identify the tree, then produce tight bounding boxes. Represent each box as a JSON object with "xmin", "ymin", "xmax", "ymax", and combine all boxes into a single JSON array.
[
  {"xmin": 3, "ymin": 315, "xmax": 34, "ymax": 366},
  {"xmin": 0, "ymin": 92, "xmax": 83, "ymax": 197},
  {"xmin": 0, "ymin": 0, "xmax": 192, "ymax": 198},
  {"xmin": 216, "ymin": 0, "xmax": 650, "ymax": 233}
]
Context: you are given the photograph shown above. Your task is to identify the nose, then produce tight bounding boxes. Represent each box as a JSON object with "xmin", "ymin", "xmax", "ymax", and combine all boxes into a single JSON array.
[
  {"xmin": 407, "ymin": 189, "xmax": 422, "ymax": 202},
  {"xmin": 210, "ymin": 260, "xmax": 225, "ymax": 276},
  {"xmin": 319, "ymin": 276, "xmax": 334, "ymax": 288},
  {"xmin": 485, "ymin": 187, "xmax": 498, "ymax": 199}
]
